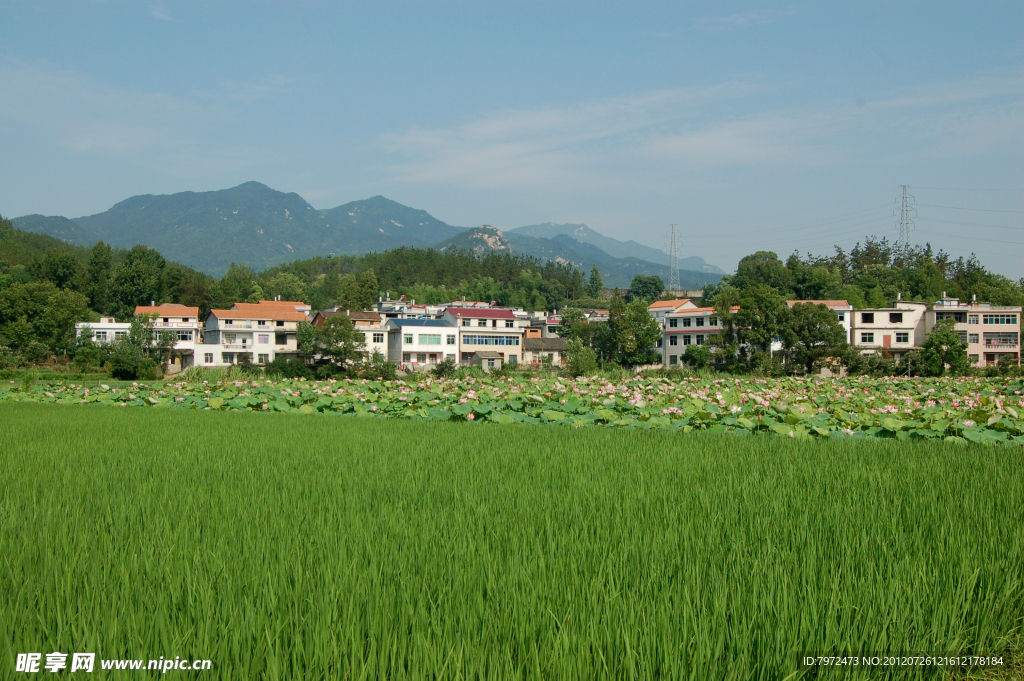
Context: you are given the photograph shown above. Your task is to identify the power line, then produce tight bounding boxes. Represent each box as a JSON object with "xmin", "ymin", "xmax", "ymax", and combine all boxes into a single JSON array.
[
  {"xmin": 916, "ymin": 203, "xmax": 1024, "ymax": 214},
  {"xmin": 913, "ymin": 229, "xmax": 1024, "ymax": 246},
  {"xmin": 918, "ymin": 216, "xmax": 1024, "ymax": 231}
]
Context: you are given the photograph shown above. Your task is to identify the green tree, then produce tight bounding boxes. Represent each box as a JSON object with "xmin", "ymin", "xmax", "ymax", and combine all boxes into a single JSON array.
[
  {"xmin": 564, "ymin": 337, "xmax": 598, "ymax": 377},
  {"xmin": 29, "ymin": 249, "xmax": 81, "ymax": 290},
  {"xmin": 85, "ymin": 242, "xmax": 113, "ymax": 314},
  {"xmin": 586, "ymin": 265, "xmax": 604, "ymax": 298},
  {"xmin": 921, "ymin": 319, "xmax": 970, "ymax": 376},
  {"xmin": 736, "ymin": 285, "xmax": 788, "ymax": 353},
  {"xmin": 732, "ymin": 251, "xmax": 795, "ymax": 296},
  {"xmin": 709, "ymin": 285, "xmax": 742, "ymax": 371},
  {"xmin": 610, "ymin": 299, "xmax": 662, "ymax": 367},
  {"xmin": 627, "ymin": 275, "xmax": 664, "ymax": 304},
  {"xmin": 112, "ymin": 246, "xmax": 166, "ymax": 319},
  {"xmin": 682, "ymin": 344, "xmax": 711, "ymax": 369},
  {"xmin": 315, "ymin": 315, "xmax": 366, "ymax": 367},
  {"xmin": 783, "ymin": 303, "xmax": 848, "ymax": 374}
]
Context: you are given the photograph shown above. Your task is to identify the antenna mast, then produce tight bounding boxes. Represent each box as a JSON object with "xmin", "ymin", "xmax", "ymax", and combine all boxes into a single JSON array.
[
  {"xmin": 895, "ymin": 185, "xmax": 916, "ymax": 249},
  {"xmin": 668, "ymin": 224, "xmax": 680, "ymax": 292}
]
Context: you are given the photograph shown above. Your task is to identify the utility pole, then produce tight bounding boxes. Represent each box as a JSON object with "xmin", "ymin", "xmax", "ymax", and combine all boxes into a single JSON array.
[
  {"xmin": 895, "ymin": 185, "xmax": 916, "ymax": 249},
  {"xmin": 668, "ymin": 224, "xmax": 680, "ymax": 293}
]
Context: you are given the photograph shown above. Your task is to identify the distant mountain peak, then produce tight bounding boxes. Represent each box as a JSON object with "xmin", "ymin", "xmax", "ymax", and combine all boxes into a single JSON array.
[{"xmin": 436, "ymin": 225, "xmax": 512, "ymax": 257}]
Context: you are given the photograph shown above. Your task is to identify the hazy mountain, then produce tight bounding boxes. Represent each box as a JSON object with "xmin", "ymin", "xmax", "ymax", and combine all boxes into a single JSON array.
[
  {"xmin": 435, "ymin": 226, "xmax": 513, "ymax": 257},
  {"xmin": 14, "ymin": 182, "xmax": 464, "ymax": 276},
  {"xmin": 510, "ymin": 222, "xmax": 724, "ymax": 274}
]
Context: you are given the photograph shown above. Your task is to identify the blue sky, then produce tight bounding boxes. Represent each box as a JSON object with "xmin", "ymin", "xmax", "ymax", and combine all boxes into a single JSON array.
[{"xmin": 1, "ymin": 1, "xmax": 1021, "ymax": 277}]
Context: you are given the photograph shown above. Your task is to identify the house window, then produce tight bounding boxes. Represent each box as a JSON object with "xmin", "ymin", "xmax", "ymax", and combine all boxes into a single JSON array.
[
  {"xmin": 837, "ymin": 313, "xmax": 845, "ymax": 321},
  {"xmin": 176, "ymin": 330, "xmax": 193, "ymax": 341},
  {"xmin": 373, "ymin": 332, "xmax": 384, "ymax": 343},
  {"xmin": 258, "ymin": 353, "xmax": 269, "ymax": 364},
  {"xmin": 462, "ymin": 319, "xmax": 470, "ymax": 326},
  {"xmin": 114, "ymin": 331, "xmax": 126, "ymax": 340},
  {"xmin": 983, "ymin": 314, "xmax": 1018, "ymax": 325},
  {"xmin": 225, "ymin": 319, "xmax": 233, "ymax": 325},
  {"xmin": 861, "ymin": 313, "xmax": 874, "ymax": 323},
  {"xmin": 682, "ymin": 318, "xmax": 691, "ymax": 327},
  {"xmin": 969, "ymin": 354, "xmax": 979, "ymax": 362},
  {"xmin": 968, "ymin": 315, "xmax": 979, "ymax": 324},
  {"xmin": 204, "ymin": 353, "xmax": 213, "ymax": 363},
  {"xmin": 669, "ymin": 355, "xmax": 678, "ymax": 365},
  {"xmin": 222, "ymin": 353, "xmax": 235, "ymax": 364},
  {"xmin": 420, "ymin": 334, "xmax": 441, "ymax": 345},
  {"xmin": 695, "ymin": 317, "xmax": 705, "ymax": 327},
  {"xmin": 403, "ymin": 353, "xmax": 410, "ymax": 362},
  {"xmin": 958, "ymin": 331, "xmax": 968, "ymax": 343},
  {"xmin": 861, "ymin": 333, "xmax": 874, "ymax": 343},
  {"xmin": 895, "ymin": 332, "xmax": 909, "ymax": 343},
  {"xmin": 258, "ymin": 320, "xmax": 266, "ymax": 326},
  {"xmin": 446, "ymin": 354, "xmax": 456, "ymax": 361},
  {"xmin": 669, "ymin": 318, "xmax": 677, "ymax": 328},
  {"xmin": 669, "ymin": 336, "xmax": 678, "ymax": 346},
  {"xmin": 683, "ymin": 335, "xmax": 691, "ymax": 345},
  {"xmin": 505, "ymin": 320, "xmax": 515, "ymax": 327},
  {"xmin": 446, "ymin": 334, "xmax": 456, "ymax": 345},
  {"xmin": 890, "ymin": 313, "xmax": 903, "ymax": 323},
  {"xmin": 416, "ymin": 353, "xmax": 426, "ymax": 363},
  {"xmin": 275, "ymin": 333, "xmax": 287, "ymax": 345},
  {"xmin": 477, "ymin": 319, "xmax": 487, "ymax": 327},
  {"xmin": 508, "ymin": 355, "xmax": 517, "ymax": 363},
  {"xmin": 487, "ymin": 359, "xmax": 495, "ymax": 367},
  {"xmin": 404, "ymin": 333, "xmax": 413, "ymax": 344},
  {"xmin": 163, "ymin": 317, "xmax": 170, "ymax": 323},
  {"xmin": 95, "ymin": 331, "xmax": 108, "ymax": 341},
  {"xmin": 968, "ymin": 333, "xmax": 979, "ymax": 344},
  {"xmin": 695, "ymin": 335, "xmax": 705, "ymax": 345},
  {"xmin": 276, "ymin": 320, "xmax": 285, "ymax": 327},
  {"xmin": 182, "ymin": 318, "xmax": 190, "ymax": 322},
  {"xmin": 711, "ymin": 318, "xmax": 718, "ymax": 326},
  {"xmin": 428, "ymin": 353, "xmax": 438, "ymax": 363},
  {"xmin": 656, "ymin": 338, "xmax": 662, "ymax": 348},
  {"xmin": 258, "ymin": 334, "xmax": 270, "ymax": 344}
]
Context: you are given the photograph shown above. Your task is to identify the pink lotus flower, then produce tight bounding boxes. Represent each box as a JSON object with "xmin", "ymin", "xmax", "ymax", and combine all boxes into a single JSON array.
[{"xmin": 467, "ymin": 413, "xmax": 475, "ymax": 420}]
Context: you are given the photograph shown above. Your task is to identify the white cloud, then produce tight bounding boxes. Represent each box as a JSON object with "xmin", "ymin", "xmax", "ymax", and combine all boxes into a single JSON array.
[
  {"xmin": 696, "ymin": 9, "xmax": 794, "ymax": 31},
  {"xmin": 382, "ymin": 68, "xmax": 1024, "ymax": 196}
]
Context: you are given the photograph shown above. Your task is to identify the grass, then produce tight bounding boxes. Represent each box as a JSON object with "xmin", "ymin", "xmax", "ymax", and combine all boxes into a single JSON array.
[{"xmin": 0, "ymin": 404, "xmax": 1022, "ymax": 680}]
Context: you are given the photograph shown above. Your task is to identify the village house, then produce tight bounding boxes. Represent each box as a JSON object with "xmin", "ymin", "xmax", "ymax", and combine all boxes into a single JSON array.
[
  {"xmin": 441, "ymin": 307, "xmax": 525, "ymax": 365},
  {"xmin": 384, "ymin": 319, "xmax": 456, "ymax": 369},
  {"xmin": 202, "ymin": 301, "xmax": 307, "ymax": 366},
  {"xmin": 926, "ymin": 294, "xmax": 1020, "ymax": 367},
  {"xmin": 850, "ymin": 299, "xmax": 929, "ymax": 361},
  {"xmin": 75, "ymin": 303, "xmax": 203, "ymax": 373},
  {"xmin": 648, "ymin": 299, "xmax": 733, "ymax": 367},
  {"xmin": 522, "ymin": 337, "xmax": 568, "ymax": 367}
]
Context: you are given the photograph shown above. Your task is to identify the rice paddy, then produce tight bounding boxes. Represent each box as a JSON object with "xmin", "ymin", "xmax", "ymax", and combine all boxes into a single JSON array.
[{"xmin": 1, "ymin": 403, "xmax": 1022, "ymax": 679}]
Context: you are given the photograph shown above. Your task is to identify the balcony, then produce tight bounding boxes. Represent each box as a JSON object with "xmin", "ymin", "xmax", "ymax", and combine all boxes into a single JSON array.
[
  {"xmin": 984, "ymin": 343, "xmax": 1018, "ymax": 350},
  {"xmin": 222, "ymin": 344, "xmax": 253, "ymax": 350},
  {"xmin": 152, "ymin": 322, "xmax": 199, "ymax": 328}
]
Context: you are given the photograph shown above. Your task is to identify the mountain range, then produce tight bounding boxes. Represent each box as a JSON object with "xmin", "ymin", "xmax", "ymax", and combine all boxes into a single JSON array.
[{"xmin": 11, "ymin": 181, "xmax": 723, "ymax": 287}]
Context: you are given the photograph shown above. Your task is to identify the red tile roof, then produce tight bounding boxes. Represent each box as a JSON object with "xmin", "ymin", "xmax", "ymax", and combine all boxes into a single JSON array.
[
  {"xmin": 135, "ymin": 304, "xmax": 200, "ymax": 317},
  {"xmin": 444, "ymin": 308, "xmax": 517, "ymax": 319},
  {"xmin": 209, "ymin": 308, "xmax": 308, "ymax": 322},
  {"xmin": 648, "ymin": 299, "xmax": 692, "ymax": 310}
]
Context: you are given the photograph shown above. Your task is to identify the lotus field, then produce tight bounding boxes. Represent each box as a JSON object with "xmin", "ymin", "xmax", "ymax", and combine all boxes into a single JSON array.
[{"xmin": 3, "ymin": 374, "xmax": 1024, "ymax": 443}]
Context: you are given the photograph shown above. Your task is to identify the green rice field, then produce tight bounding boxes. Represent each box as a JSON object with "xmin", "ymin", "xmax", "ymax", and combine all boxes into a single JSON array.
[{"xmin": 1, "ymin": 403, "xmax": 1022, "ymax": 679}]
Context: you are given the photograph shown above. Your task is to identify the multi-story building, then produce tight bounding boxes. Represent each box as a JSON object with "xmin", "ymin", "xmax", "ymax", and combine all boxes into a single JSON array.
[
  {"xmin": 385, "ymin": 319, "xmax": 457, "ymax": 369},
  {"xmin": 927, "ymin": 295, "xmax": 1020, "ymax": 367},
  {"xmin": 75, "ymin": 303, "xmax": 203, "ymax": 373},
  {"xmin": 850, "ymin": 300, "xmax": 928, "ymax": 360},
  {"xmin": 441, "ymin": 307, "xmax": 525, "ymax": 365},
  {"xmin": 648, "ymin": 298, "xmax": 732, "ymax": 367},
  {"xmin": 201, "ymin": 301, "xmax": 307, "ymax": 366}
]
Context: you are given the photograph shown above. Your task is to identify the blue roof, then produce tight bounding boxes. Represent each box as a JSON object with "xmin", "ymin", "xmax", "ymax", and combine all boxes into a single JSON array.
[{"xmin": 387, "ymin": 319, "xmax": 454, "ymax": 328}]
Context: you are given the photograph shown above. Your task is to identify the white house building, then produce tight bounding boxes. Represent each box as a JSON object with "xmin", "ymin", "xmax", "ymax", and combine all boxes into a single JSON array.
[
  {"xmin": 385, "ymin": 319, "xmax": 457, "ymax": 369},
  {"xmin": 441, "ymin": 307, "xmax": 526, "ymax": 365},
  {"xmin": 850, "ymin": 299, "xmax": 928, "ymax": 360},
  {"xmin": 75, "ymin": 303, "xmax": 203, "ymax": 373},
  {"xmin": 201, "ymin": 302, "xmax": 307, "ymax": 366}
]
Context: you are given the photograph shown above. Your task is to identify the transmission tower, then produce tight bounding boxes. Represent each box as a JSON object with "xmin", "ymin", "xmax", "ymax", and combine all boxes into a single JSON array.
[
  {"xmin": 668, "ymin": 224, "xmax": 680, "ymax": 292},
  {"xmin": 895, "ymin": 185, "xmax": 917, "ymax": 249}
]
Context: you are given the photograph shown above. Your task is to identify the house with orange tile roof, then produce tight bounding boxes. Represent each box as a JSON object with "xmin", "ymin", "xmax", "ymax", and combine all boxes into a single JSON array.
[
  {"xmin": 75, "ymin": 302, "xmax": 204, "ymax": 374},
  {"xmin": 201, "ymin": 301, "xmax": 308, "ymax": 366}
]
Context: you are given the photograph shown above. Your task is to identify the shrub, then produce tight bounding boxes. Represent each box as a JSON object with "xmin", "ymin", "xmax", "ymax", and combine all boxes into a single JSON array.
[
  {"xmin": 107, "ymin": 341, "xmax": 141, "ymax": 380},
  {"xmin": 565, "ymin": 338, "xmax": 598, "ymax": 377},
  {"xmin": 682, "ymin": 344, "xmax": 711, "ymax": 370},
  {"xmin": 431, "ymin": 356, "xmax": 457, "ymax": 379},
  {"xmin": 362, "ymin": 350, "xmax": 397, "ymax": 381},
  {"xmin": 266, "ymin": 356, "xmax": 314, "ymax": 380}
]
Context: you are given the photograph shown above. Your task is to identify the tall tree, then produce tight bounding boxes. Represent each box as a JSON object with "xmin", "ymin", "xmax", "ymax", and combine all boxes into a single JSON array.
[
  {"xmin": 627, "ymin": 274, "xmax": 664, "ymax": 304},
  {"xmin": 85, "ymin": 242, "xmax": 113, "ymax": 314},
  {"xmin": 782, "ymin": 303, "xmax": 848, "ymax": 374},
  {"xmin": 586, "ymin": 265, "xmax": 604, "ymax": 298},
  {"xmin": 737, "ymin": 285, "xmax": 788, "ymax": 352},
  {"xmin": 921, "ymin": 319, "xmax": 970, "ymax": 376}
]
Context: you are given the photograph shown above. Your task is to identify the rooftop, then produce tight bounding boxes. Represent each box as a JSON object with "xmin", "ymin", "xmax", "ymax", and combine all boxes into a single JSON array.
[
  {"xmin": 209, "ymin": 307, "xmax": 309, "ymax": 322},
  {"xmin": 648, "ymin": 298, "xmax": 692, "ymax": 310},
  {"xmin": 444, "ymin": 308, "xmax": 517, "ymax": 319},
  {"xmin": 524, "ymin": 337, "xmax": 568, "ymax": 351},
  {"xmin": 386, "ymin": 319, "xmax": 454, "ymax": 328},
  {"xmin": 135, "ymin": 303, "xmax": 200, "ymax": 317},
  {"xmin": 472, "ymin": 351, "xmax": 504, "ymax": 359}
]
